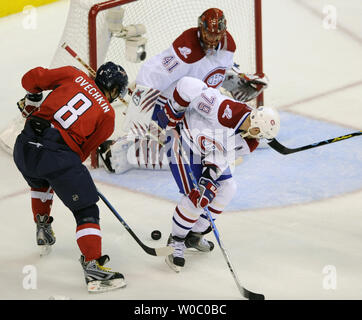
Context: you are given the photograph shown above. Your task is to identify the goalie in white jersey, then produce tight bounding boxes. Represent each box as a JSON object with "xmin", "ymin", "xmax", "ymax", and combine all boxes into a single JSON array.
[
  {"xmin": 156, "ymin": 76, "xmax": 280, "ymax": 272},
  {"xmin": 99, "ymin": 7, "xmax": 268, "ymax": 173}
]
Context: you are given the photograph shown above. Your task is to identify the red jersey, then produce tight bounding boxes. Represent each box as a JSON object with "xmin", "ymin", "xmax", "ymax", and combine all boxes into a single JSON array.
[{"xmin": 21, "ymin": 66, "xmax": 115, "ymax": 162}]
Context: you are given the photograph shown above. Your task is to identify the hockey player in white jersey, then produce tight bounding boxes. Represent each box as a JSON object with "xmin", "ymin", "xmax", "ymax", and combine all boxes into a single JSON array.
[
  {"xmin": 155, "ymin": 76, "xmax": 280, "ymax": 272},
  {"xmin": 99, "ymin": 8, "xmax": 268, "ymax": 173}
]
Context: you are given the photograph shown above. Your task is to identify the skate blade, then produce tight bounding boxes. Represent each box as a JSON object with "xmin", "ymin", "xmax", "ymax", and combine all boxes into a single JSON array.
[
  {"xmin": 39, "ymin": 245, "xmax": 52, "ymax": 256},
  {"xmin": 165, "ymin": 256, "xmax": 181, "ymax": 273},
  {"xmin": 87, "ymin": 278, "xmax": 126, "ymax": 293},
  {"xmin": 185, "ymin": 247, "xmax": 209, "ymax": 253}
]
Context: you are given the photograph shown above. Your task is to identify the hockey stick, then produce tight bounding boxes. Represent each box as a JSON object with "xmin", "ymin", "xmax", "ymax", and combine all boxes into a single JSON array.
[
  {"xmin": 61, "ymin": 42, "xmax": 96, "ymax": 77},
  {"xmin": 170, "ymin": 129, "xmax": 265, "ymax": 300},
  {"xmin": 97, "ymin": 190, "xmax": 174, "ymax": 257},
  {"xmin": 268, "ymin": 131, "xmax": 362, "ymax": 155}
]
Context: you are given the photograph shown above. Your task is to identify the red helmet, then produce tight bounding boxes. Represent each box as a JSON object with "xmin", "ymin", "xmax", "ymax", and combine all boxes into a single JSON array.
[{"xmin": 198, "ymin": 8, "xmax": 227, "ymax": 52}]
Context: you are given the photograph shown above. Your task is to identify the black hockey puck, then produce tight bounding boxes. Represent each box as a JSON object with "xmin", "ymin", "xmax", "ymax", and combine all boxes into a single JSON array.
[{"xmin": 151, "ymin": 230, "xmax": 162, "ymax": 240}]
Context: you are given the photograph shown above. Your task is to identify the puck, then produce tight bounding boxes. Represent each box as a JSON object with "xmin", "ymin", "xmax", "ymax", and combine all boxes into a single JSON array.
[{"xmin": 151, "ymin": 230, "xmax": 162, "ymax": 240}]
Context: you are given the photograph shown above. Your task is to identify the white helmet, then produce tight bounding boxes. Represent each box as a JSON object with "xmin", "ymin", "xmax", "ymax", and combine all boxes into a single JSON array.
[{"xmin": 248, "ymin": 106, "xmax": 280, "ymax": 139}]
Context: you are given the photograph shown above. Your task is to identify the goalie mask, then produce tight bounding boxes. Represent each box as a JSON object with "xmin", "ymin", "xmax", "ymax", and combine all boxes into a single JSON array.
[
  {"xmin": 247, "ymin": 106, "xmax": 280, "ymax": 140},
  {"xmin": 198, "ymin": 8, "xmax": 227, "ymax": 53}
]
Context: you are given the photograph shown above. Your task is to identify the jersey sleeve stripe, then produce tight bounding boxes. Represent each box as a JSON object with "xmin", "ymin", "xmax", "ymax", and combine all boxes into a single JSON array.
[{"xmin": 173, "ymin": 87, "xmax": 190, "ymax": 107}]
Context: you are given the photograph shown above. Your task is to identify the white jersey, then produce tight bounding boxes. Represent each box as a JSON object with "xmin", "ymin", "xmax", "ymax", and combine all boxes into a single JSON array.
[
  {"xmin": 112, "ymin": 29, "xmax": 240, "ymax": 174},
  {"xmin": 172, "ymin": 77, "xmax": 259, "ymax": 173},
  {"xmin": 136, "ymin": 27, "xmax": 235, "ymax": 99}
]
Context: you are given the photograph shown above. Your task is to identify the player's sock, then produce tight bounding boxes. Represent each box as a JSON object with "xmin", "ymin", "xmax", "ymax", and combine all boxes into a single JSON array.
[
  {"xmin": 171, "ymin": 205, "xmax": 199, "ymax": 238},
  {"xmin": 76, "ymin": 223, "xmax": 102, "ymax": 262},
  {"xmin": 31, "ymin": 187, "xmax": 54, "ymax": 222}
]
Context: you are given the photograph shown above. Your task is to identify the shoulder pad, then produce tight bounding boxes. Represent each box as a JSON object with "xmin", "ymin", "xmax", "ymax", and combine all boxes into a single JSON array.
[
  {"xmin": 217, "ymin": 100, "xmax": 251, "ymax": 129},
  {"xmin": 172, "ymin": 28, "xmax": 205, "ymax": 63}
]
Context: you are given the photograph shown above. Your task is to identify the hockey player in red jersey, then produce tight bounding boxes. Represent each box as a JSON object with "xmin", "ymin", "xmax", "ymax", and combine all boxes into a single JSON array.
[
  {"xmin": 13, "ymin": 62, "xmax": 129, "ymax": 293},
  {"xmin": 100, "ymin": 8, "xmax": 269, "ymax": 174}
]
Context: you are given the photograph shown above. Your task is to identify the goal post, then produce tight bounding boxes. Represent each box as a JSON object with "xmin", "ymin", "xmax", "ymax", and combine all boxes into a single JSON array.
[
  {"xmin": 254, "ymin": 0, "xmax": 264, "ymax": 106},
  {"xmin": 88, "ymin": 0, "xmax": 138, "ymax": 74}
]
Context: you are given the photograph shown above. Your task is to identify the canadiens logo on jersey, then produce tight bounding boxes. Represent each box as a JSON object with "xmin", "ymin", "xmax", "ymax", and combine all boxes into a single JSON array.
[
  {"xmin": 203, "ymin": 68, "xmax": 226, "ymax": 88},
  {"xmin": 197, "ymin": 135, "xmax": 224, "ymax": 154},
  {"xmin": 178, "ymin": 46, "xmax": 191, "ymax": 59},
  {"xmin": 198, "ymin": 135, "xmax": 216, "ymax": 153}
]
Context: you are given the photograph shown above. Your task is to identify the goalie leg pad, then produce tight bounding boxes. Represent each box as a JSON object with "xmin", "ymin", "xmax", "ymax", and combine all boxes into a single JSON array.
[{"xmin": 109, "ymin": 137, "xmax": 135, "ymax": 174}]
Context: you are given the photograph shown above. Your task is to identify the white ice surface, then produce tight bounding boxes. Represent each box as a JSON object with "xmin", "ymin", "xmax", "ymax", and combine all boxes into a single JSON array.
[{"xmin": 0, "ymin": 0, "xmax": 361, "ymax": 300}]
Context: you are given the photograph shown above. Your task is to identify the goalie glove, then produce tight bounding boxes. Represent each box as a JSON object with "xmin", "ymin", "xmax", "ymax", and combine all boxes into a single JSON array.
[
  {"xmin": 234, "ymin": 72, "xmax": 269, "ymax": 102},
  {"xmin": 222, "ymin": 65, "xmax": 269, "ymax": 102},
  {"xmin": 17, "ymin": 92, "xmax": 43, "ymax": 118},
  {"xmin": 188, "ymin": 165, "xmax": 220, "ymax": 208}
]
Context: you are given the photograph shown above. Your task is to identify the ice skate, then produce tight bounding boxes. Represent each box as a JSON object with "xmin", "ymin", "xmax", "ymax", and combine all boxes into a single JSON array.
[
  {"xmin": 80, "ymin": 255, "xmax": 126, "ymax": 293},
  {"xmin": 165, "ymin": 234, "xmax": 186, "ymax": 273},
  {"xmin": 185, "ymin": 229, "xmax": 214, "ymax": 252},
  {"xmin": 35, "ymin": 214, "xmax": 56, "ymax": 256}
]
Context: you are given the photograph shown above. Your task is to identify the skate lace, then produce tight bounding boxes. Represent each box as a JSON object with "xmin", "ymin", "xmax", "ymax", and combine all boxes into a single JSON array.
[{"xmin": 96, "ymin": 262, "xmax": 111, "ymax": 272}]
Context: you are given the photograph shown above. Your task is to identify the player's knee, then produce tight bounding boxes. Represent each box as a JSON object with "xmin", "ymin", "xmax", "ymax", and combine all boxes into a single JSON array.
[{"xmin": 73, "ymin": 204, "xmax": 100, "ymax": 226}]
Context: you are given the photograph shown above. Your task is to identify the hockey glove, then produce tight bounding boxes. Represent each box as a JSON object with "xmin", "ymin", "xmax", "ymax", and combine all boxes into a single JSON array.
[
  {"xmin": 231, "ymin": 73, "xmax": 269, "ymax": 102},
  {"xmin": 17, "ymin": 92, "xmax": 43, "ymax": 118},
  {"xmin": 97, "ymin": 140, "xmax": 115, "ymax": 173},
  {"xmin": 189, "ymin": 166, "xmax": 220, "ymax": 208},
  {"xmin": 156, "ymin": 100, "xmax": 185, "ymax": 130},
  {"xmin": 222, "ymin": 65, "xmax": 269, "ymax": 102}
]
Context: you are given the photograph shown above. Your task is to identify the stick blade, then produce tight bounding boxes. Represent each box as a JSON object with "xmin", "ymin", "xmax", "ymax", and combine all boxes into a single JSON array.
[
  {"xmin": 268, "ymin": 139, "xmax": 294, "ymax": 155},
  {"xmin": 154, "ymin": 246, "xmax": 174, "ymax": 256},
  {"xmin": 244, "ymin": 288, "xmax": 265, "ymax": 300}
]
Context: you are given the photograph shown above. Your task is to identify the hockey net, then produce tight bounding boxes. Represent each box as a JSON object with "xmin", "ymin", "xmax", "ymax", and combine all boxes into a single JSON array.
[{"xmin": 0, "ymin": 0, "xmax": 263, "ymax": 168}]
